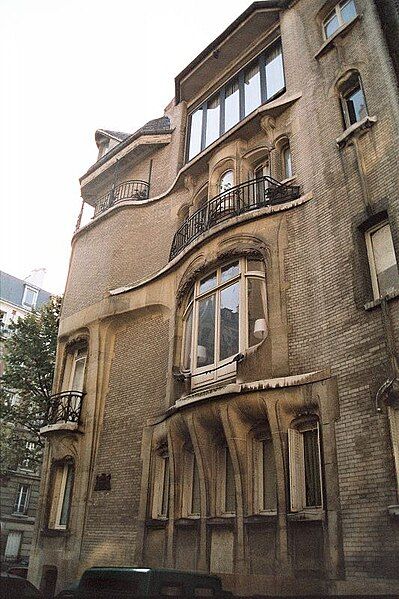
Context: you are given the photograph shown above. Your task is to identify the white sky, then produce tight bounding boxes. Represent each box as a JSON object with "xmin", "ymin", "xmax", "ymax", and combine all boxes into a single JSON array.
[{"xmin": 0, "ymin": 0, "xmax": 250, "ymax": 294}]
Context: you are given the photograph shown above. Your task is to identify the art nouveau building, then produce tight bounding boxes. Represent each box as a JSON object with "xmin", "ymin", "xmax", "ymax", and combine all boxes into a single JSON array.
[{"xmin": 30, "ymin": 1, "xmax": 399, "ymax": 596}]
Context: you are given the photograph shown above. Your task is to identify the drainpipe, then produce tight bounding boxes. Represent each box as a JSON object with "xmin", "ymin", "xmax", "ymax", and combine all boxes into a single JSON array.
[{"xmin": 147, "ymin": 159, "xmax": 153, "ymax": 198}]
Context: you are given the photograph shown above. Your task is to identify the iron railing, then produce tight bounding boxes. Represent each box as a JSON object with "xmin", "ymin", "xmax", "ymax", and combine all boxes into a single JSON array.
[
  {"xmin": 46, "ymin": 391, "xmax": 84, "ymax": 426},
  {"xmin": 94, "ymin": 180, "xmax": 150, "ymax": 217},
  {"xmin": 169, "ymin": 176, "xmax": 300, "ymax": 260}
]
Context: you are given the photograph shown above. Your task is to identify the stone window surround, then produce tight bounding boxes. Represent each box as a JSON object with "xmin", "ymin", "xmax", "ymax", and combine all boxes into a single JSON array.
[
  {"xmin": 314, "ymin": 5, "xmax": 360, "ymax": 59},
  {"xmin": 46, "ymin": 458, "xmax": 75, "ymax": 532}
]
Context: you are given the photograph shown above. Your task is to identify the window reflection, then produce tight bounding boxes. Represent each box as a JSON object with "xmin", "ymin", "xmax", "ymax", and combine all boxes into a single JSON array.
[
  {"xmin": 266, "ymin": 45, "xmax": 284, "ymax": 99},
  {"xmin": 244, "ymin": 62, "xmax": 261, "ymax": 116},
  {"xmin": 205, "ymin": 94, "xmax": 220, "ymax": 147},
  {"xmin": 225, "ymin": 78, "xmax": 240, "ymax": 131},
  {"xmin": 188, "ymin": 108, "xmax": 203, "ymax": 160},
  {"xmin": 197, "ymin": 295, "xmax": 216, "ymax": 367},
  {"xmin": 220, "ymin": 282, "xmax": 240, "ymax": 360}
]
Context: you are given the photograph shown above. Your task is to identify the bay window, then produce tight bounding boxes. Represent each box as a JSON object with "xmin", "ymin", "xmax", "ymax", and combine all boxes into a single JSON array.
[
  {"xmin": 181, "ymin": 258, "xmax": 267, "ymax": 389},
  {"xmin": 187, "ymin": 40, "xmax": 285, "ymax": 160}
]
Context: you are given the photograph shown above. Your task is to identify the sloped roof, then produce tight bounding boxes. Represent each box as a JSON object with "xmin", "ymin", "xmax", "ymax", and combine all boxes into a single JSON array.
[
  {"xmin": 97, "ymin": 129, "xmax": 130, "ymax": 142},
  {"xmin": 0, "ymin": 271, "xmax": 52, "ymax": 310}
]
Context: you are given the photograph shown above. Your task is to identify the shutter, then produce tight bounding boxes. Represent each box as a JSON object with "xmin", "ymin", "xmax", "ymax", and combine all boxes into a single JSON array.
[{"xmin": 288, "ymin": 428, "xmax": 303, "ymax": 512}]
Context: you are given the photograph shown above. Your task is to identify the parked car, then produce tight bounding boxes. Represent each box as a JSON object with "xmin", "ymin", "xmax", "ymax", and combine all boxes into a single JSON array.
[
  {"xmin": 0, "ymin": 573, "xmax": 43, "ymax": 598},
  {"xmin": 75, "ymin": 567, "xmax": 233, "ymax": 598}
]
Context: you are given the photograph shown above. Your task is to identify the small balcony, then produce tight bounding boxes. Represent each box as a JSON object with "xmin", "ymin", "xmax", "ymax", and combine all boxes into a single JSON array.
[
  {"xmin": 169, "ymin": 176, "xmax": 301, "ymax": 260},
  {"xmin": 94, "ymin": 179, "xmax": 150, "ymax": 218},
  {"xmin": 40, "ymin": 391, "xmax": 84, "ymax": 435}
]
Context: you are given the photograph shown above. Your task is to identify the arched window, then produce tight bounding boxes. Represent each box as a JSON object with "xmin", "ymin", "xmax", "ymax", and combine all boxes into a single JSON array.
[
  {"xmin": 282, "ymin": 143, "xmax": 293, "ymax": 179},
  {"xmin": 48, "ymin": 458, "xmax": 75, "ymax": 530},
  {"xmin": 253, "ymin": 428, "xmax": 277, "ymax": 513},
  {"xmin": 181, "ymin": 257, "xmax": 267, "ymax": 388},
  {"xmin": 219, "ymin": 170, "xmax": 234, "ymax": 194},
  {"xmin": 288, "ymin": 417, "xmax": 323, "ymax": 512},
  {"xmin": 338, "ymin": 71, "xmax": 368, "ymax": 129}
]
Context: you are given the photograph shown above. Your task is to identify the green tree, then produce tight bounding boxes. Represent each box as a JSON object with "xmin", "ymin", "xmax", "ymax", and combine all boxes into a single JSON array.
[{"xmin": 0, "ymin": 296, "xmax": 61, "ymax": 474}]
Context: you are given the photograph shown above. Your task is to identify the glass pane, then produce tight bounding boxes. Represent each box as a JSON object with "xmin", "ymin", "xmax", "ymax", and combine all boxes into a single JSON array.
[
  {"xmin": 205, "ymin": 94, "xmax": 220, "ymax": 147},
  {"xmin": 346, "ymin": 86, "xmax": 367, "ymax": 124},
  {"xmin": 265, "ymin": 45, "xmax": 284, "ymax": 99},
  {"xmin": 199, "ymin": 271, "xmax": 217, "ymax": 294},
  {"xmin": 341, "ymin": 0, "xmax": 356, "ymax": 23},
  {"xmin": 225, "ymin": 449, "xmax": 236, "ymax": 513},
  {"xmin": 220, "ymin": 282, "xmax": 239, "ymax": 360},
  {"xmin": 59, "ymin": 464, "xmax": 74, "ymax": 526},
  {"xmin": 262, "ymin": 439, "xmax": 277, "ymax": 511},
  {"xmin": 197, "ymin": 294, "xmax": 215, "ymax": 367},
  {"xmin": 188, "ymin": 107, "xmax": 203, "ymax": 160},
  {"xmin": 183, "ymin": 306, "xmax": 193, "ymax": 371},
  {"xmin": 221, "ymin": 261, "xmax": 240, "ymax": 282},
  {"xmin": 219, "ymin": 170, "xmax": 234, "ymax": 193},
  {"xmin": 244, "ymin": 61, "xmax": 261, "ymax": 116},
  {"xmin": 191, "ymin": 457, "xmax": 201, "ymax": 515},
  {"xmin": 247, "ymin": 278, "xmax": 266, "ymax": 347},
  {"xmin": 72, "ymin": 357, "xmax": 86, "ymax": 391},
  {"xmin": 324, "ymin": 12, "xmax": 339, "ymax": 38},
  {"xmin": 224, "ymin": 78, "xmax": 240, "ymax": 131},
  {"xmin": 283, "ymin": 146, "xmax": 293, "ymax": 178},
  {"xmin": 372, "ymin": 224, "xmax": 399, "ymax": 294},
  {"xmin": 303, "ymin": 428, "xmax": 322, "ymax": 507}
]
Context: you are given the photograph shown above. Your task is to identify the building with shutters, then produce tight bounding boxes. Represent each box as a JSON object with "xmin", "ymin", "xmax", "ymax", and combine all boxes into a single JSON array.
[
  {"xmin": 0, "ymin": 270, "xmax": 52, "ymax": 570},
  {"xmin": 29, "ymin": 1, "xmax": 399, "ymax": 596}
]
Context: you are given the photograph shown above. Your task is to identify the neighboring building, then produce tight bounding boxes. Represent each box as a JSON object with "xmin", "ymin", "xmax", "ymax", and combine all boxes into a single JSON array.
[
  {"xmin": 0, "ymin": 270, "xmax": 52, "ymax": 569},
  {"xmin": 30, "ymin": 1, "xmax": 399, "ymax": 597}
]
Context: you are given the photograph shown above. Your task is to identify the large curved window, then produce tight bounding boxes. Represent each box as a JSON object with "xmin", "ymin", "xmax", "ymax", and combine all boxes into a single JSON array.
[{"xmin": 181, "ymin": 257, "xmax": 267, "ymax": 388}]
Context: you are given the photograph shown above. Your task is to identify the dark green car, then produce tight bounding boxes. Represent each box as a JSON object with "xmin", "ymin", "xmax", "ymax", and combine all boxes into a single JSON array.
[{"xmin": 75, "ymin": 567, "xmax": 233, "ymax": 598}]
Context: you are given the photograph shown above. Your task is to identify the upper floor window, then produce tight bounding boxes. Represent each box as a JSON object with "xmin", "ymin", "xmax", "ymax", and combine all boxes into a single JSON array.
[
  {"xmin": 181, "ymin": 257, "xmax": 267, "ymax": 389},
  {"xmin": 323, "ymin": 0, "xmax": 357, "ymax": 39},
  {"xmin": 219, "ymin": 170, "xmax": 234, "ymax": 194},
  {"xmin": 254, "ymin": 434, "xmax": 277, "ymax": 513},
  {"xmin": 48, "ymin": 460, "xmax": 74, "ymax": 529},
  {"xmin": 151, "ymin": 453, "xmax": 170, "ymax": 519},
  {"xmin": 288, "ymin": 418, "xmax": 323, "ymax": 512},
  {"xmin": 388, "ymin": 406, "xmax": 399, "ymax": 498},
  {"xmin": 63, "ymin": 345, "xmax": 87, "ymax": 392},
  {"xmin": 282, "ymin": 143, "xmax": 293, "ymax": 179},
  {"xmin": 365, "ymin": 221, "xmax": 399, "ymax": 299},
  {"xmin": 187, "ymin": 40, "xmax": 285, "ymax": 161},
  {"xmin": 22, "ymin": 285, "xmax": 38, "ymax": 309},
  {"xmin": 182, "ymin": 449, "xmax": 201, "ymax": 517},
  {"xmin": 216, "ymin": 446, "xmax": 236, "ymax": 515},
  {"xmin": 14, "ymin": 483, "xmax": 30, "ymax": 514},
  {"xmin": 339, "ymin": 72, "xmax": 367, "ymax": 128}
]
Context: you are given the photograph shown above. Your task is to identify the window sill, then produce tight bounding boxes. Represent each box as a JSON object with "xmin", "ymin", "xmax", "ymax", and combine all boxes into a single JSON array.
[
  {"xmin": 145, "ymin": 518, "xmax": 168, "ymax": 528},
  {"xmin": 207, "ymin": 515, "xmax": 236, "ymax": 526},
  {"xmin": 314, "ymin": 15, "xmax": 360, "ymax": 59},
  {"xmin": 336, "ymin": 115, "xmax": 377, "ymax": 149},
  {"xmin": 41, "ymin": 528, "xmax": 71, "ymax": 538},
  {"xmin": 244, "ymin": 513, "xmax": 277, "ymax": 524},
  {"xmin": 387, "ymin": 504, "xmax": 399, "ymax": 518},
  {"xmin": 364, "ymin": 288, "xmax": 399, "ymax": 311},
  {"xmin": 287, "ymin": 509, "xmax": 324, "ymax": 522},
  {"xmin": 175, "ymin": 517, "xmax": 200, "ymax": 527}
]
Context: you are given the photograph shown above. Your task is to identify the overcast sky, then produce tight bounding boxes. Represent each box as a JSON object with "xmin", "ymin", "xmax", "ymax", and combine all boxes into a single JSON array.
[{"xmin": 0, "ymin": 0, "xmax": 251, "ymax": 294}]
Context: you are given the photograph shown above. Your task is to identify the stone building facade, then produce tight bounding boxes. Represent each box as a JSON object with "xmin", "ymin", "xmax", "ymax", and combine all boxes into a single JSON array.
[{"xmin": 29, "ymin": 1, "xmax": 399, "ymax": 596}]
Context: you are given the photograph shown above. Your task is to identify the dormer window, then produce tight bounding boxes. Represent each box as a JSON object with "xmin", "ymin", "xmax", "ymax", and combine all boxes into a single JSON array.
[
  {"xmin": 22, "ymin": 285, "xmax": 38, "ymax": 309},
  {"xmin": 187, "ymin": 40, "xmax": 285, "ymax": 161}
]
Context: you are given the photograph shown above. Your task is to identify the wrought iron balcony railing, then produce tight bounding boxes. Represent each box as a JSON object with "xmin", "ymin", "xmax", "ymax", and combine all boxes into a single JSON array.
[
  {"xmin": 94, "ymin": 180, "xmax": 150, "ymax": 217},
  {"xmin": 46, "ymin": 391, "xmax": 84, "ymax": 426},
  {"xmin": 169, "ymin": 176, "xmax": 300, "ymax": 260}
]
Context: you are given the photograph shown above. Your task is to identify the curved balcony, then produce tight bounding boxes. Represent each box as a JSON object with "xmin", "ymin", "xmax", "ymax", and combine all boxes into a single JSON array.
[
  {"xmin": 41, "ymin": 391, "xmax": 84, "ymax": 434},
  {"xmin": 169, "ymin": 176, "xmax": 301, "ymax": 260},
  {"xmin": 94, "ymin": 179, "xmax": 149, "ymax": 217}
]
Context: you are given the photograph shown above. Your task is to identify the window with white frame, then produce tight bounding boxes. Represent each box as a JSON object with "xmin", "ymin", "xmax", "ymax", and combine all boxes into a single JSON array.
[
  {"xmin": 365, "ymin": 221, "xmax": 399, "ymax": 299},
  {"xmin": 20, "ymin": 441, "xmax": 37, "ymax": 470},
  {"xmin": 13, "ymin": 483, "xmax": 30, "ymax": 514},
  {"xmin": 182, "ymin": 449, "xmax": 201, "ymax": 517},
  {"xmin": 323, "ymin": 0, "xmax": 357, "ymax": 39},
  {"xmin": 216, "ymin": 445, "xmax": 236, "ymax": 515},
  {"xmin": 48, "ymin": 461, "xmax": 74, "ymax": 529},
  {"xmin": 388, "ymin": 407, "xmax": 399, "ymax": 497},
  {"xmin": 22, "ymin": 285, "xmax": 38, "ymax": 309},
  {"xmin": 187, "ymin": 40, "xmax": 285, "ymax": 161},
  {"xmin": 288, "ymin": 419, "xmax": 323, "ymax": 512},
  {"xmin": 65, "ymin": 346, "xmax": 87, "ymax": 392},
  {"xmin": 152, "ymin": 453, "xmax": 170, "ymax": 519},
  {"xmin": 339, "ymin": 72, "xmax": 367, "ymax": 129},
  {"xmin": 4, "ymin": 531, "xmax": 22, "ymax": 559},
  {"xmin": 181, "ymin": 257, "xmax": 267, "ymax": 389},
  {"xmin": 254, "ymin": 434, "xmax": 277, "ymax": 513}
]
